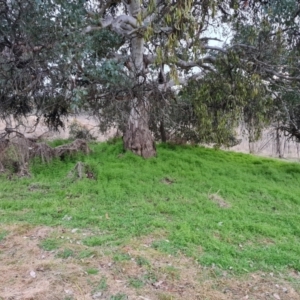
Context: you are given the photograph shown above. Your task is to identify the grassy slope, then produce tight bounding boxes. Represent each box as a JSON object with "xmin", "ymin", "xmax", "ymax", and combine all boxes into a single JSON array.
[{"xmin": 0, "ymin": 140, "xmax": 300, "ymax": 274}]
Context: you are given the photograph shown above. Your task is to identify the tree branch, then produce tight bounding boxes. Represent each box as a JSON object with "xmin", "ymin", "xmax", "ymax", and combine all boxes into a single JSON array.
[
  {"xmin": 175, "ymin": 56, "xmax": 216, "ymax": 70},
  {"xmin": 84, "ymin": 15, "xmax": 139, "ymax": 37}
]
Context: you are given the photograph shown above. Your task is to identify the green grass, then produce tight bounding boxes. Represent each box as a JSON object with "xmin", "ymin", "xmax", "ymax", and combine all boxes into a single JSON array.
[
  {"xmin": 128, "ymin": 277, "xmax": 145, "ymax": 288},
  {"xmin": 0, "ymin": 231, "xmax": 8, "ymax": 242},
  {"xmin": 78, "ymin": 249, "xmax": 96, "ymax": 259},
  {"xmin": 56, "ymin": 248, "xmax": 74, "ymax": 259},
  {"xmin": 109, "ymin": 294, "xmax": 127, "ymax": 300},
  {"xmin": 39, "ymin": 238, "xmax": 60, "ymax": 251},
  {"xmin": 0, "ymin": 140, "xmax": 300, "ymax": 274},
  {"xmin": 113, "ymin": 253, "xmax": 131, "ymax": 262},
  {"xmin": 86, "ymin": 268, "xmax": 99, "ymax": 275},
  {"xmin": 135, "ymin": 256, "xmax": 150, "ymax": 267},
  {"xmin": 96, "ymin": 276, "xmax": 108, "ymax": 291}
]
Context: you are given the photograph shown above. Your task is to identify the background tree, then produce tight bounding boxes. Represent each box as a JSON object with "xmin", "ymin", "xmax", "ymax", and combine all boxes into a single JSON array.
[
  {"xmin": 227, "ymin": 0, "xmax": 300, "ymax": 141},
  {"xmin": 2, "ymin": 0, "xmax": 300, "ymax": 158},
  {"xmin": 64, "ymin": 0, "xmax": 300, "ymax": 155},
  {"xmin": 0, "ymin": 0, "xmax": 122, "ymax": 130}
]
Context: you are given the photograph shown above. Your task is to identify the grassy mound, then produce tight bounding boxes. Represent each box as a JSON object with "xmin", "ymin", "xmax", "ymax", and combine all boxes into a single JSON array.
[{"xmin": 0, "ymin": 140, "xmax": 300, "ymax": 274}]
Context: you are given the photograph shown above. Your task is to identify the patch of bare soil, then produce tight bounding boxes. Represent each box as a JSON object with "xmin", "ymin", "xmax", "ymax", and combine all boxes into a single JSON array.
[
  {"xmin": 208, "ymin": 190, "xmax": 231, "ymax": 209},
  {"xmin": 0, "ymin": 225, "xmax": 299, "ymax": 300}
]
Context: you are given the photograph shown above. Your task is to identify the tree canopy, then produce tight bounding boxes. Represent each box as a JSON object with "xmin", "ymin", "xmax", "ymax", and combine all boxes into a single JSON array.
[{"xmin": 1, "ymin": 0, "xmax": 300, "ymax": 157}]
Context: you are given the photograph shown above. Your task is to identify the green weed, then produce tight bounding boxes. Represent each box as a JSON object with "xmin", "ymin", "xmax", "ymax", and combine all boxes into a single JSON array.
[
  {"xmin": 143, "ymin": 271, "xmax": 157, "ymax": 284},
  {"xmin": 40, "ymin": 238, "xmax": 60, "ymax": 251},
  {"xmin": 83, "ymin": 235, "xmax": 118, "ymax": 247},
  {"xmin": 0, "ymin": 231, "xmax": 8, "ymax": 242},
  {"xmin": 109, "ymin": 293, "xmax": 127, "ymax": 300},
  {"xmin": 113, "ymin": 253, "xmax": 131, "ymax": 262},
  {"xmin": 162, "ymin": 266, "xmax": 180, "ymax": 280},
  {"xmin": 97, "ymin": 276, "xmax": 108, "ymax": 291},
  {"xmin": 128, "ymin": 277, "xmax": 144, "ymax": 288},
  {"xmin": 78, "ymin": 250, "xmax": 96, "ymax": 259},
  {"xmin": 56, "ymin": 248, "xmax": 74, "ymax": 259},
  {"xmin": 135, "ymin": 256, "xmax": 150, "ymax": 267},
  {"xmin": 86, "ymin": 268, "xmax": 99, "ymax": 275},
  {"xmin": 151, "ymin": 240, "xmax": 179, "ymax": 256}
]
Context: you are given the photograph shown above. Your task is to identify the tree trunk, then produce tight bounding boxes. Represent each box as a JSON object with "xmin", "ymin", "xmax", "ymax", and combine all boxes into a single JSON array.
[
  {"xmin": 122, "ymin": 15, "xmax": 156, "ymax": 158},
  {"xmin": 123, "ymin": 98, "xmax": 156, "ymax": 158},
  {"xmin": 160, "ymin": 119, "xmax": 167, "ymax": 143}
]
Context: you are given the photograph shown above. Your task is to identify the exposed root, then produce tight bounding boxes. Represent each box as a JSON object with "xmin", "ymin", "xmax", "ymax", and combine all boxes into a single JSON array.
[
  {"xmin": 0, "ymin": 136, "xmax": 91, "ymax": 176},
  {"xmin": 30, "ymin": 142, "xmax": 56, "ymax": 163},
  {"xmin": 55, "ymin": 139, "xmax": 90, "ymax": 158},
  {"xmin": 67, "ymin": 161, "xmax": 96, "ymax": 180}
]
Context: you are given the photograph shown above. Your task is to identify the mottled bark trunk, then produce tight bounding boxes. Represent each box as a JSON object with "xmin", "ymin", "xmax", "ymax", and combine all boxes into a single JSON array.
[
  {"xmin": 160, "ymin": 119, "xmax": 167, "ymax": 143},
  {"xmin": 123, "ymin": 22, "xmax": 156, "ymax": 157},
  {"xmin": 123, "ymin": 98, "xmax": 156, "ymax": 158}
]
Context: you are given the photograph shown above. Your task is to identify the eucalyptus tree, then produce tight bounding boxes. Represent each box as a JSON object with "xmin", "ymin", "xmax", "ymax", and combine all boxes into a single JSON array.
[
  {"xmin": 81, "ymin": 0, "xmax": 238, "ymax": 157},
  {"xmin": 2, "ymin": 0, "xmax": 300, "ymax": 158},
  {"xmin": 0, "ymin": 0, "xmax": 72, "ymax": 127},
  {"xmin": 0, "ymin": 0, "xmax": 121, "ymax": 130},
  {"xmin": 171, "ymin": 0, "xmax": 300, "ymax": 146},
  {"xmin": 225, "ymin": 0, "xmax": 300, "ymax": 142},
  {"xmin": 83, "ymin": 0, "xmax": 300, "ymax": 156}
]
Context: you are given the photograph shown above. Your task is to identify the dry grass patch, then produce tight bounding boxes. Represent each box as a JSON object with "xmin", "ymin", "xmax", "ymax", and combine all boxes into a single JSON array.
[
  {"xmin": 208, "ymin": 189, "xmax": 231, "ymax": 208},
  {"xmin": 0, "ymin": 226, "xmax": 299, "ymax": 300},
  {"xmin": 160, "ymin": 177, "xmax": 175, "ymax": 185}
]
